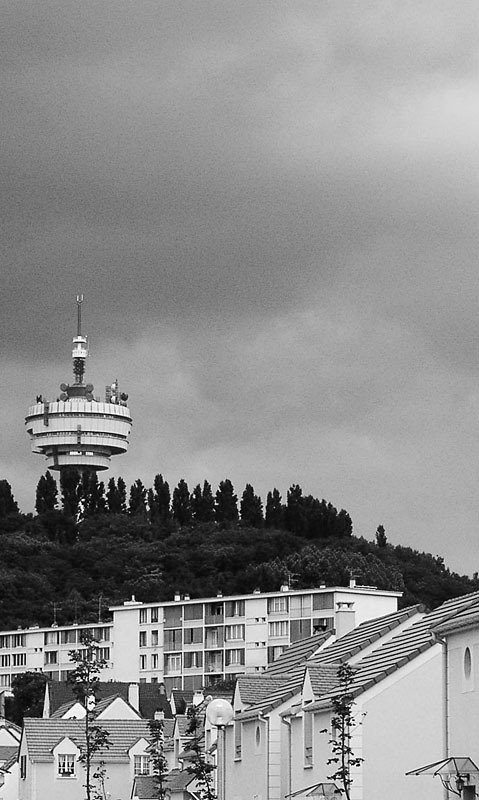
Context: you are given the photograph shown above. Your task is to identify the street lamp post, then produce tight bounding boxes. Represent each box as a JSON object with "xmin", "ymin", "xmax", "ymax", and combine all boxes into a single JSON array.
[{"xmin": 206, "ymin": 698, "xmax": 234, "ymax": 800}]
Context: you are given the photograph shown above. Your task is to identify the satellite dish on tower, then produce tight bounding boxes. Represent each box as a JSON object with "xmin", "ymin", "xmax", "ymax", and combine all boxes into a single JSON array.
[
  {"xmin": 85, "ymin": 383, "xmax": 94, "ymax": 393},
  {"xmin": 60, "ymin": 383, "xmax": 68, "ymax": 392},
  {"xmin": 60, "ymin": 392, "xmax": 68, "ymax": 401},
  {"xmin": 86, "ymin": 392, "xmax": 93, "ymax": 401}
]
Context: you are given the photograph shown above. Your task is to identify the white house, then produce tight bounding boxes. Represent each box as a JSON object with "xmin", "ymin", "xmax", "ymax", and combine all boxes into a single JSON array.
[
  {"xmin": 406, "ymin": 597, "xmax": 479, "ymax": 798},
  {"xmin": 18, "ymin": 717, "xmax": 153, "ymax": 800},
  {"xmin": 224, "ymin": 592, "xmax": 479, "ymax": 800}
]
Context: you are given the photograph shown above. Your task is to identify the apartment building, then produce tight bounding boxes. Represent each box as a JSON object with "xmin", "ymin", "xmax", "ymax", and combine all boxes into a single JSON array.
[
  {"xmin": 110, "ymin": 582, "xmax": 401, "ymax": 691},
  {"xmin": 0, "ymin": 623, "xmax": 114, "ymax": 689},
  {"xmin": 0, "ymin": 583, "xmax": 401, "ymax": 692}
]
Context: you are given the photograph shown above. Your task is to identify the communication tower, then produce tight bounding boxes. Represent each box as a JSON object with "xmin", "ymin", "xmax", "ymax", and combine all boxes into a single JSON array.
[{"xmin": 25, "ymin": 296, "xmax": 132, "ymax": 473}]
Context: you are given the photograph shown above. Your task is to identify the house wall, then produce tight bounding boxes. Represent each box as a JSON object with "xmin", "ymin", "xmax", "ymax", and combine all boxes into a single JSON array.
[
  {"xmin": 288, "ymin": 650, "xmax": 443, "ymax": 800},
  {"xmin": 225, "ymin": 716, "xmax": 269, "ymax": 800},
  {"xmin": 20, "ymin": 759, "xmax": 131, "ymax": 800},
  {"xmin": 0, "ymin": 761, "xmax": 18, "ymax": 800},
  {"xmin": 446, "ymin": 626, "xmax": 479, "ymax": 764},
  {"xmin": 362, "ymin": 650, "xmax": 443, "ymax": 800}
]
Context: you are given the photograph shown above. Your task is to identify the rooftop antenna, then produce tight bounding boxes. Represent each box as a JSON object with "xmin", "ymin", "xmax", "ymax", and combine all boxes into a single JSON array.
[{"xmin": 72, "ymin": 294, "xmax": 88, "ymax": 385}]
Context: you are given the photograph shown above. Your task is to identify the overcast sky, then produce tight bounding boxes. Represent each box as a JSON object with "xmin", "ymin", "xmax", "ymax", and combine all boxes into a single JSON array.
[{"xmin": 2, "ymin": 1, "xmax": 479, "ymax": 574}]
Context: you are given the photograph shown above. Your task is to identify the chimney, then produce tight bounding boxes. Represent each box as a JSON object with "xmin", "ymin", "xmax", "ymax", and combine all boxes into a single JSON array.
[
  {"xmin": 193, "ymin": 690, "xmax": 204, "ymax": 707},
  {"xmin": 128, "ymin": 683, "xmax": 140, "ymax": 711},
  {"xmin": 184, "ymin": 593, "xmax": 190, "ymax": 601},
  {"xmin": 349, "ymin": 577, "xmax": 357, "ymax": 589},
  {"xmin": 217, "ymin": 591, "xmax": 223, "ymax": 598},
  {"xmin": 174, "ymin": 592, "xmax": 181, "ymax": 602},
  {"xmin": 335, "ymin": 601, "xmax": 355, "ymax": 639},
  {"xmin": 154, "ymin": 709, "xmax": 165, "ymax": 721},
  {"xmin": 280, "ymin": 584, "xmax": 289, "ymax": 592}
]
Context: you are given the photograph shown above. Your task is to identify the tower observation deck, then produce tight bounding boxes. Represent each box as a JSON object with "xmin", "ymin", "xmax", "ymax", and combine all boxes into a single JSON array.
[{"xmin": 25, "ymin": 296, "xmax": 132, "ymax": 473}]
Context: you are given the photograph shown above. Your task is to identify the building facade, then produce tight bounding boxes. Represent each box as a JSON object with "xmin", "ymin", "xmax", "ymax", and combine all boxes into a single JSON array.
[{"xmin": 0, "ymin": 584, "xmax": 400, "ymax": 692}]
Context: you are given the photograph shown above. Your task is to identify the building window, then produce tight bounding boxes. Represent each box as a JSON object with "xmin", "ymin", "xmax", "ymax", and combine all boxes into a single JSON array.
[
  {"xmin": 291, "ymin": 594, "xmax": 312, "ymax": 616},
  {"xmin": 97, "ymin": 648, "xmax": 110, "ymax": 661},
  {"xmin": 45, "ymin": 651, "xmax": 58, "ymax": 665},
  {"xmin": 151, "ymin": 630, "xmax": 158, "ymax": 646},
  {"xmin": 139, "ymin": 608, "xmax": 148, "ymax": 624},
  {"xmin": 225, "ymin": 600, "xmax": 245, "ymax": 617},
  {"xmin": 464, "ymin": 647, "xmax": 472, "ymax": 679},
  {"xmin": 139, "ymin": 631, "xmax": 147, "ymax": 648},
  {"xmin": 139, "ymin": 655, "xmax": 147, "ymax": 671},
  {"xmin": 11, "ymin": 634, "xmax": 26, "ymax": 648},
  {"xmin": 58, "ymin": 754, "xmax": 75, "ymax": 777},
  {"xmin": 290, "ymin": 618, "xmax": 311, "ymax": 642},
  {"xmin": 255, "ymin": 725, "xmax": 261, "ymax": 749},
  {"xmin": 313, "ymin": 593, "xmax": 334, "ymax": 611},
  {"xmin": 151, "ymin": 654, "xmax": 159, "ymax": 670},
  {"xmin": 225, "ymin": 624, "xmax": 245, "ymax": 641},
  {"xmin": 1, "ymin": 655, "xmax": 10, "ymax": 667},
  {"xmin": 304, "ymin": 712, "xmax": 313, "ymax": 766},
  {"xmin": 164, "ymin": 629, "xmax": 182, "ymax": 651},
  {"xmin": 44, "ymin": 631, "xmax": 58, "ymax": 646},
  {"xmin": 267, "ymin": 596, "xmax": 289, "ymax": 614},
  {"xmin": 184, "ymin": 603, "xmax": 203, "ymax": 621},
  {"xmin": 60, "ymin": 630, "xmax": 77, "ymax": 644},
  {"xmin": 234, "ymin": 720, "xmax": 242, "ymax": 760},
  {"xmin": 164, "ymin": 654, "xmax": 181, "ymax": 674},
  {"xmin": 20, "ymin": 755, "xmax": 27, "ymax": 779},
  {"xmin": 184, "ymin": 627, "xmax": 203, "ymax": 644},
  {"xmin": 267, "ymin": 645, "xmax": 287, "ymax": 663},
  {"xmin": 134, "ymin": 755, "xmax": 150, "ymax": 776},
  {"xmin": 268, "ymin": 621, "xmax": 288, "ymax": 638},
  {"xmin": 225, "ymin": 649, "xmax": 245, "ymax": 667},
  {"xmin": 184, "ymin": 651, "xmax": 203, "ymax": 669},
  {"xmin": 151, "ymin": 607, "xmax": 159, "ymax": 623},
  {"xmin": 12, "ymin": 653, "xmax": 26, "ymax": 667}
]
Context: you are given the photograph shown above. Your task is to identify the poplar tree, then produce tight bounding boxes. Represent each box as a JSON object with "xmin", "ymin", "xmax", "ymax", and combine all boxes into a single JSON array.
[
  {"xmin": 240, "ymin": 484, "xmax": 263, "ymax": 527},
  {"xmin": 35, "ymin": 471, "xmax": 58, "ymax": 514},
  {"xmin": 215, "ymin": 479, "xmax": 238, "ymax": 524},
  {"xmin": 172, "ymin": 479, "xmax": 191, "ymax": 525}
]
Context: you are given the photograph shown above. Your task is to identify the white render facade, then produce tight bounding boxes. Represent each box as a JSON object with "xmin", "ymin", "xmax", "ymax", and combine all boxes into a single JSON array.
[{"xmin": 0, "ymin": 584, "xmax": 400, "ymax": 692}]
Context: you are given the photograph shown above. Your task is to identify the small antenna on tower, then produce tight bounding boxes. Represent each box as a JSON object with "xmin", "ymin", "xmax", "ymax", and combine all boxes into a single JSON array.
[{"xmin": 76, "ymin": 294, "xmax": 83, "ymax": 337}]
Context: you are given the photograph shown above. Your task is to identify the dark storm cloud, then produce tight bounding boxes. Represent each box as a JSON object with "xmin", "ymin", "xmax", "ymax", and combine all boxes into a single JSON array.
[{"xmin": 2, "ymin": 1, "xmax": 479, "ymax": 571}]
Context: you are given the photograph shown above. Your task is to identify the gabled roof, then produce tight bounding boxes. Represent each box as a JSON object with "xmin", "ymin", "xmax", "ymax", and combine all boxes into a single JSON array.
[
  {"xmin": 309, "ymin": 592, "xmax": 479, "ymax": 709},
  {"xmin": 236, "ymin": 675, "xmax": 294, "ymax": 705},
  {"xmin": 46, "ymin": 682, "xmax": 173, "ymax": 720},
  {"xmin": 132, "ymin": 769, "xmax": 195, "ymax": 799},
  {"xmin": 93, "ymin": 694, "xmax": 142, "ymax": 719},
  {"xmin": 306, "ymin": 664, "xmax": 341, "ymax": 698},
  {"xmin": 265, "ymin": 631, "xmax": 332, "ymax": 676},
  {"xmin": 50, "ymin": 700, "xmax": 80, "ymax": 719},
  {"xmin": 175, "ymin": 714, "xmax": 205, "ymax": 739},
  {"xmin": 0, "ymin": 719, "xmax": 21, "ymax": 737},
  {"xmin": 0, "ymin": 746, "xmax": 18, "ymax": 763},
  {"xmin": 23, "ymin": 718, "xmax": 151, "ymax": 762},
  {"xmin": 170, "ymin": 689, "xmax": 194, "ymax": 715},
  {"xmin": 308, "ymin": 605, "xmax": 424, "ymax": 666}
]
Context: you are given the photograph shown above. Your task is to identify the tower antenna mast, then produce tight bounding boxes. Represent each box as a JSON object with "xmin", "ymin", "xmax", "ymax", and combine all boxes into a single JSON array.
[{"xmin": 77, "ymin": 294, "xmax": 83, "ymax": 337}]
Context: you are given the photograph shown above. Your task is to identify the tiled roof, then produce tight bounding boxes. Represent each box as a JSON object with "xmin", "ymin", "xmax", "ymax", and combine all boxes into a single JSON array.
[
  {"xmin": 309, "ymin": 591, "xmax": 479, "ymax": 709},
  {"xmin": 236, "ymin": 675, "xmax": 292, "ymax": 705},
  {"xmin": 51, "ymin": 700, "xmax": 79, "ymax": 718},
  {"xmin": 265, "ymin": 631, "xmax": 332, "ymax": 676},
  {"xmin": 0, "ymin": 720, "xmax": 21, "ymax": 737},
  {"xmin": 133, "ymin": 770, "xmax": 195, "ymax": 799},
  {"xmin": 47, "ymin": 682, "xmax": 172, "ymax": 720},
  {"xmin": 0, "ymin": 746, "xmax": 18, "ymax": 763},
  {"xmin": 170, "ymin": 689, "xmax": 194, "ymax": 714},
  {"xmin": 307, "ymin": 664, "xmax": 341, "ymax": 698},
  {"xmin": 23, "ymin": 718, "xmax": 151, "ymax": 762},
  {"xmin": 433, "ymin": 595, "xmax": 479, "ymax": 635},
  {"xmin": 175, "ymin": 714, "xmax": 205, "ymax": 739},
  {"xmin": 308, "ymin": 605, "xmax": 424, "ymax": 666}
]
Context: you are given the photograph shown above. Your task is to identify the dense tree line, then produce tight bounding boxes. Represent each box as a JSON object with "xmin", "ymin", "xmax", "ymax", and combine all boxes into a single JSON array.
[{"xmin": 0, "ymin": 474, "xmax": 477, "ymax": 630}]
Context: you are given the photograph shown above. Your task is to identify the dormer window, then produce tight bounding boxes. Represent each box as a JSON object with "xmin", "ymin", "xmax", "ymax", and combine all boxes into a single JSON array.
[
  {"xmin": 58, "ymin": 754, "xmax": 75, "ymax": 777},
  {"xmin": 134, "ymin": 754, "xmax": 150, "ymax": 775}
]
